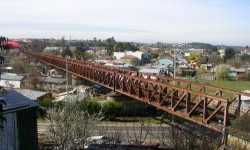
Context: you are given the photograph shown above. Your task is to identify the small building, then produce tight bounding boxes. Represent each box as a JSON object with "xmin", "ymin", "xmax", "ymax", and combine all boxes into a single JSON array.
[
  {"xmin": 218, "ymin": 48, "xmax": 225, "ymax": 58},
  {"xmin": 17, "ymin": 89, "xmax": 52, "ymax": 101},
  {"xmin": 139, "ymin": 68, "xmax": 171, "ymax": 76},
  {"xmin": 113, "ymin": 51, "xmax": 150, "ymax": 61},
  {"xmin": 43, "ymin": 46, "xmax": 62, "ymax": 52},
  {"xmin": 228, "ymin": 67, "xmax": 246, "ymax": 79},
  {"xmin": 231, "ymin": 90, "xmax": 250, "ymax": 112},
  {"xmin": 200, "ymin": 64, "xmax": 213, "ymax": 70},
  {"xmin": 158, "ymin": 58, "xmax": 173, "ymax": 68},
  {"xmin": 241, "ymin": 90, "xmax": 250, "ymax": 112},
  {"xmin": 0, "ymin": 72, "xmax": 25, "ymax": 89},
  {"xmin": 39, "ymin": 76, "xmax": 66, "ymax": 91},
  {"xmin": 121, "ymin": 55, "xmax": 139, "ymax": 66},
  {"xmin": 184, "ymin": 48, "xmax": 203, "ymax": 57},
  {"xmin": 0, "ymin": 90, "xmax": 39, "ymax": 150}
]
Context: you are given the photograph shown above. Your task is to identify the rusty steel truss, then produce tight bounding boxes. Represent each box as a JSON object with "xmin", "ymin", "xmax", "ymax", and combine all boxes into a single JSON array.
[{"xmin": 22, "ymin": 49, "xmax": 250, "ymax": 132}]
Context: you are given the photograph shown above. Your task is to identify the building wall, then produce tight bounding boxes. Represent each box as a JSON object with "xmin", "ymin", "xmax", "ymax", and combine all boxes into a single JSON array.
[
  {"xmin": 0, "ymin": 80, "xmax": 22, "ymax": 89},
  {"xmin": 0, "ymin": 113, "xmax": 18, "ymax": 150},
  {"xmin": 114, "ymin": 51, "xmax": 147, "ymax": 60},
  {"xmin": 0, "ymin": 108, "xmax": 38, "ymax": 150},
  {"xmin": 16, "ymin": 108, "xmax": 38, "ymax": 150}
]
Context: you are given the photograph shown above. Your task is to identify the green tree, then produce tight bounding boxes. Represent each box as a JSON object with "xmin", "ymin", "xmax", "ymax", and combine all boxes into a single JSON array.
[
  {"xmin": 188, "ymin": 52, "xmax": 200, "ymax": 61},
  {"xmin": 47, "ymin": 97, "xmax": 103, "ymax": 149},
  {"xmin": 61, "ymin": 45, "xmax": 73, "ymax": 57},
  {"xmin": 224, "ymin": 48, "xmax": 236, "ymax": 62},
  {"xmin": 114, "ymin": 42, "xmax": 124, "ymax": 52},
  {"xmin": 246, "ymin": 73, "xmax": 250, "ymax": 81},
  {"xmin": 74, "ymin": 42, "xmax": 85, "ymax": 60},
  {"xmin": 214, "ymin": 64, "xmax": 230, "ymax": 80},
  {"xmin": 208, "ymin": 55, "xmax": 223, "ymax": 65},
  {"xmin": 105, "ymin": 44, "xmax": 114, "ymax": 56},
  {"xmin": 11, "ymin": 56, "xmax": 30, "ymax": 74},
  {"xmin": 240, "ymin": 54, "xmax": 250, "ymax": 63}
]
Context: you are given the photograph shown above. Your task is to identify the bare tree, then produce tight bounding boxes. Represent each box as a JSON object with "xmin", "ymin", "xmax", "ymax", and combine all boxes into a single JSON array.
[{"xmin": 47, "ymin": 96, "xmax": 103, "ymax": 150}]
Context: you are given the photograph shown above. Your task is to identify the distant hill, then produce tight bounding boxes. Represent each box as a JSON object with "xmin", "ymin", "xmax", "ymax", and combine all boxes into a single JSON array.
[{"xmin": 187, "ymin": 42, "xmax": 217, "ymax": 51}]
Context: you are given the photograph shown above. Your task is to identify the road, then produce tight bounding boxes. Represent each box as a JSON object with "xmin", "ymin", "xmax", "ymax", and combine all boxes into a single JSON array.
[{"xmin": 38, "ymin": 123, "xmax": 172, "ymax": 141}]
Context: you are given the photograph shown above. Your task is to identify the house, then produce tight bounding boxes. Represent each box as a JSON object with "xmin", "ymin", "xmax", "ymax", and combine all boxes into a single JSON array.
[
  {"xmin": 17, "ymin": 89, "xmax": 52, "ymax": 101},
  {"xmin": 113, "ymin": 51, "xmax": 150, "ymax": 61},
  {"xmin": 184, "ymin": 48, "xmax": 203, "ymax": 57},
  {"xmin": 200, "ymin": 64, "xmax": 213, "ymax": 70},
  {"xmin": 218, "ymin": 49, "xmax": 225, "ymax": 58},
  {"xmin": 228, "ymin": 67, "xmax": 246, "ymax": 79},
  {"xmin": 0, "ymin": 72, "xmax": 25, "ymax": 89},
  {"xmin": 0, "ymin": 90, "xmax": 39, "ymax": 150},
  {"xmin": 139, "ymin": 68, "xmax": 171, "ymax": 76},
  {"xmin": 38, "ymin": 76, "xmax": 66, "ymax": 91},
  {"xmin": 240, "ymin": 90, "xmax": 250, "ymax": 112},
  {"xmin": 188, "ymin": 60, "xmax": 198, "ymax": 68},
  {"xmin": 241, "ymin": 49, "xmax": 250, "ymax": 55},
  {"xmin": 158, "ymin": 58, "xmax": 173, "ymax": 68},
  {"xmin": 121, "ymin": 55, "xmax": 139, "ymax": 66},
  {"xmin": 231, "ymin": 90, "xmax": 250, "ymax": 112},
  {"xmin": 43, "ymin": 46, "xmax": 61, "ymax": 52}
]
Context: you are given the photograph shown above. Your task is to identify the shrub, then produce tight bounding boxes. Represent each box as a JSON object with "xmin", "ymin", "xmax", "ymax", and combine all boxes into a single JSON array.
[
  {"xmin": 78, "ymin": 100, "xmax": 101, "ymax": 115},
  {"xmin": 103, "ymin": 101, "xmax": 122, "ymax": 120},
  {"xmin": 246, "ymin": 73, "xmax": 250, "ymax": 81},
  {"xmin": 37, "ymin": 97, "xmax": 54, "ymax": 118}
]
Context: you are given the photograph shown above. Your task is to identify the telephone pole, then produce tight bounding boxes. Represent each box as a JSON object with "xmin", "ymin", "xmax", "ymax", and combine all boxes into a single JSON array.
[{"xmin": 66, "ymin": 55, "xmax": 69, "ymax": 96}]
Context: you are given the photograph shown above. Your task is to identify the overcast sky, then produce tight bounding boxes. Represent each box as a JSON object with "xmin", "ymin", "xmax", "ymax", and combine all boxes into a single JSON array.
[{"xmin": 0, "ymin": 0, "xmax": 249, "ymax": 46}]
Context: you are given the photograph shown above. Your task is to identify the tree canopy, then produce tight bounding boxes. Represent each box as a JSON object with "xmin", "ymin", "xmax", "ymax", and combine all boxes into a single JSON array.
[
  {"xmin": 61, "ymin": 45, "xmax": 73, "ymax": 57},
  {"xmin": 224, "ymin": 48, "xmax": 236, "ymax": 62},
  {"xmin": 214, "ymin": 64, "xmax": 230, "ymax": 80},
  {"xmin": 188, "ymin": 52, "xmax": 200, "ymax": 61},
  {"xmin": 114, "ymin": 42, "xmax": 138, "ymax": 52}
]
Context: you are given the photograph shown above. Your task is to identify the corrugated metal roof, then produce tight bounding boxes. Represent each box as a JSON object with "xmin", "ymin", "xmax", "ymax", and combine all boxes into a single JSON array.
[
  {"xmin": 16, "ymin": 89, "xmax": 49, "ymax": 100},
  {"xmin": 2, "ymin": 90, "xmax": 39, "ymax": 114},
  {"xmin": 0, "ymin": 72, "xmax": 24, "ymax": 81},
  {"xmin": 159, "ymin": 59, "xmax": 173, "ymax": 66},
  {"xmin": 139, "ymin": 68, "xmax": 160, "ymax": 74}
]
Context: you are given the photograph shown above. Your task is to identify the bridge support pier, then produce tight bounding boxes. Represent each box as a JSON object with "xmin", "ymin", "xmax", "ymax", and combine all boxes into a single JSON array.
[{"xmin": 221, "ymin": 127, "xmax": 228, "ymax": 150}]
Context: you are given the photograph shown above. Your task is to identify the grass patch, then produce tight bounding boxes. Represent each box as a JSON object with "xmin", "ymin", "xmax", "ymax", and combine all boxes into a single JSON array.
[
  {"xmin": 105, "ymin": 117, "xmax": 170, "ymax": 124},
  {"xmin": 37, "ymin": 118, "xmax": 49, "ymax": 123},
  {"xmin": 208, "ymin": 80, "xmax": 250, "ymax": 92}
]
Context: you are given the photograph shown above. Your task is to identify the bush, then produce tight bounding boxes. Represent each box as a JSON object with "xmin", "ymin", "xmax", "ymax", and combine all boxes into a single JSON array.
[
  {"xmin": 37, "ymin": 98, "xmax": 54, "ymax": 118},
  {"xmin": 233, "ymin": 113, "xmax": 250, "ymax": 133},
  {"xmin": 78, "ymin": 100, "xmax": 101, "ymax": 115},
  {"xmin": 246, "ymin": 73, "xmax": 250, "ymax": 81},
  {"xmin": 103, "ymin": 101, "xmax": 122, "ymax": 120}
]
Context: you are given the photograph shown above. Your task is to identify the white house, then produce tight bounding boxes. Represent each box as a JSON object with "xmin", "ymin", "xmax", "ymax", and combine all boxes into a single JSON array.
[
  {"xmin": 240, "ymin": 90, "xmax": 250, "ymax": 112},
  {"xmin": 218, "ymin": 49, "xmax": 225, "ymax": 58},
  {"xmin": 0, "ymin": 73, "xmax": 25, "ymax": 89},
  {"xmin": 44, "ymin": 46, "xmax": 62, "ymax": 52},
  {"xmin": 184, "ymin": 48, "xmax": 204, "ymax": 57},
  {"xmin": 113, "ymin": 51, "xmax": 149, "ymax": 60}
]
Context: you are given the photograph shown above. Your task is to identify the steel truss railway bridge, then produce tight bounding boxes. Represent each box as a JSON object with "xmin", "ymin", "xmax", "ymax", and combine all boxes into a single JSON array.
[{"xmin": 22, "ymin": 49, "xmax": 250, "ymax": 132}]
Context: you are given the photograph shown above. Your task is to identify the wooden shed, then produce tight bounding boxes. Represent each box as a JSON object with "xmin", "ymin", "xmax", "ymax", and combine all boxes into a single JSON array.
[{"xmin": 0, "ymin": 90, "xmax": 39, "ymax": 150}]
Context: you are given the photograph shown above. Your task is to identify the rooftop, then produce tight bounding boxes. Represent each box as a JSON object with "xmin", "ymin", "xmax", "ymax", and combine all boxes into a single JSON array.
[
  {"xmin": 3, "ymin": 90, "xmax": 39, "ymax": 114},
  {"xmin": 0, "ymin": 72, "xmax": 25, "ymax": 81},
  {"xmin": 121, "ymin": 55, "xmax": 138, "ymax": 59},
  {"xmin": 17, "ymin": 89, "xmax": 50, "ymax": 100}
]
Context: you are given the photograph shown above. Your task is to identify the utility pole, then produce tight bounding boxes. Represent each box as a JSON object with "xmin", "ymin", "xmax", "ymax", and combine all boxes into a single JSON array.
[
  {"xmin": 173, "ymin": 49, "xmax": 176, "ymax": 79},
  {"xmin": 66, "ymin": 55, "xmax": 69, "ymax": 96}
]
